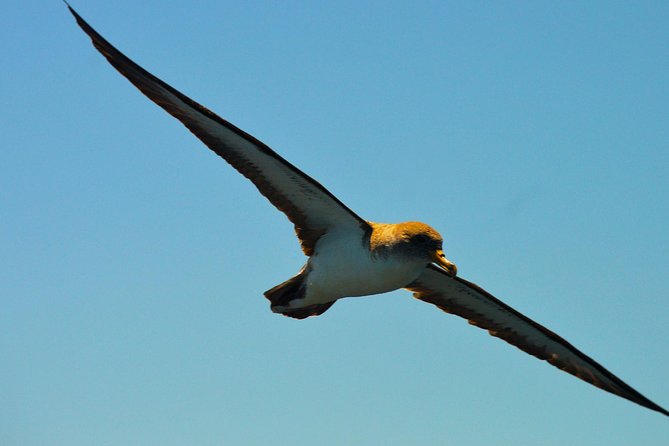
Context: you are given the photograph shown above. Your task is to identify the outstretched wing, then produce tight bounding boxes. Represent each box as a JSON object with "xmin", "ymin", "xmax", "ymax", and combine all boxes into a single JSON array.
[
  {"xmin": 67, "ymin": 5, "xmax": 370, "ymax": 255},
  {"xmin": 406, "ymin": 264, "xmax": 669, "ymax": 417}
]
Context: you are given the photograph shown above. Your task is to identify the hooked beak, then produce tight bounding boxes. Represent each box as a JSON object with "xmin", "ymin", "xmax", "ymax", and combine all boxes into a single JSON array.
[{"xmin": 430, "ymin": 249, "xmax": 457, "ymax": 277}]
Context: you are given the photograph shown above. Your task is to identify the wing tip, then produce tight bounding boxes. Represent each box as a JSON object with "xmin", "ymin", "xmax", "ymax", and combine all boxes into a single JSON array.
[
  {"xmin": 65, "ymin": 2, "xmax": 100, "ymax": 45},
  {"xmin": 641, "ymin": 400, "xmax": 669, "ymax": 418},
  {"xmin": 64, "ymin": 2, "xmax": 81, "ymax": 23}
]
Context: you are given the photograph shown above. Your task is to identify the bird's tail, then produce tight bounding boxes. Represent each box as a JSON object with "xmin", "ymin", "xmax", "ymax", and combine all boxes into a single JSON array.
[{"xmin": 264, "ymin": 272, "xmax": 335, "ymax": 319}]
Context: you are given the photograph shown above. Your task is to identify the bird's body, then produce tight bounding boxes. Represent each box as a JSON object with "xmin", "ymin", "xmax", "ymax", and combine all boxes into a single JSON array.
[
  {"xmin": 66, "ymin": 4, "xmax": 668, "ymax": 418},
  {"xmin": 269, "ymin": 221, "xmax": 453, "ymax": 317}
]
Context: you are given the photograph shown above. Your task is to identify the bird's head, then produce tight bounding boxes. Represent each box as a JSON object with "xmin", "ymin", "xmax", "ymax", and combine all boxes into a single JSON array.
[{"xmin": 398, "ymin": 222, "xmax": 458, "ymax": 277}]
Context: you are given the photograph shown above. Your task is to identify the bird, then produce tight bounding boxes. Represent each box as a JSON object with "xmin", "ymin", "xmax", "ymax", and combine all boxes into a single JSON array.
[{"xmin": 66, "ymin": 4, "xmax": 668, "ymax": 417}]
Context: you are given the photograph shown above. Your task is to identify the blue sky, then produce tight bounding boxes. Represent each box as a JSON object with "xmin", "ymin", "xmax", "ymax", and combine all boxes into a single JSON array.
[{"xmin": 2, "ymin": 1, "xmax": 668, "ymax": 444}]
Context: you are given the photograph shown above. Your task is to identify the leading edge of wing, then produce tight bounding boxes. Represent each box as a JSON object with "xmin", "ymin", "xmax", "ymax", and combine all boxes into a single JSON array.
[
  {"xmin": 66, "ymin": 4, "xmax": 370, "ymax": 254},
  {"xmin": 407, "ymin": 264, "xmax": 669, "ymax": 417}
]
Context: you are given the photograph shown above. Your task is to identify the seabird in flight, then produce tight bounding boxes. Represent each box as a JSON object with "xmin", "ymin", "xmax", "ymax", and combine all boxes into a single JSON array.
[{"xmin": 66, "ymin": 4, "xmax": 668, "ymax": 417}]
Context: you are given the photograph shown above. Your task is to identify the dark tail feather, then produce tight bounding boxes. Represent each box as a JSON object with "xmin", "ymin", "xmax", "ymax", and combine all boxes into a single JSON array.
[
  {"xmin": 264, "ymin": 273, "xmax": 306, "ymax": 307},
  {"xmin": 276, "ymin": 302, "xmax": 336, "ymax": 319},
  {"xmin": 264, "ymin": 273, "xmax": 336, "ymax": 319}
]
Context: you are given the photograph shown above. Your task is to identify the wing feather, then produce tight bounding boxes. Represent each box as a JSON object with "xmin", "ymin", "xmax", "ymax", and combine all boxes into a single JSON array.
[
  {"xmin": 67, "ymin": 6, "xmax": 369, "ymax": 255},
  {"xmin": 407, "ymin": 264, "xmax": 668, "ymax": 417}
]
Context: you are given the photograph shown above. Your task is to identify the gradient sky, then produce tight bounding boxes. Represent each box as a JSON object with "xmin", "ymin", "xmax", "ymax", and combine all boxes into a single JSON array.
[{"xmin": 3, "ymin": 1, "xmax": 668, "ymax": 445}]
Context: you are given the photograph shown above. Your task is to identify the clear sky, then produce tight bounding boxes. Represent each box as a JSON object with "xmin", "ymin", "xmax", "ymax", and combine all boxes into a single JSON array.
[{"xmin": 2, "ymin": 1, "xmax": 668, "ymax": 445}]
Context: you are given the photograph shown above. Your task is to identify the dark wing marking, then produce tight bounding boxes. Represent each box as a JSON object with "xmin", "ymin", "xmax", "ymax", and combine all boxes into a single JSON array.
[
  {"xmin": 67, "ymin": 5, "xmax": 370, "ymax": 255},
  {"xmin": 406, "ymin": 264, "xmax": 669, "ymax": 417}
]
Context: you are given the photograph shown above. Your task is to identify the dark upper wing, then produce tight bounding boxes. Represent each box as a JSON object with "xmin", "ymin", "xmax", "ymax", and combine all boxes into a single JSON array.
[
  {"xmin": 406, "ymin": 264, "xmax": 669, "ymax": 417},
  {"xmin": 67, "ymin": 5, "xmax": 370, "ymax": 255}
]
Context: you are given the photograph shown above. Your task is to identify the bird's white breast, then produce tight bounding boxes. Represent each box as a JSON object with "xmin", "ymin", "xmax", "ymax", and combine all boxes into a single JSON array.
[{"xmin": 302, "ymin": 229, "xmax": 426, "ymax": 305}]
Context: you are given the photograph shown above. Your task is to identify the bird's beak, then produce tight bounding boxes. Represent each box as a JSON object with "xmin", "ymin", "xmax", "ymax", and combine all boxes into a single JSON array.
[{"xmin": 431, "ymin": 249, "xmax": 457, "ymax": 277}]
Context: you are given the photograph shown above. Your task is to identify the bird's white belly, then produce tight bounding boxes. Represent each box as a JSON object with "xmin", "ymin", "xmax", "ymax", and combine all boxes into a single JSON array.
[{"xmin": 302, "ymin": 231, "xmax": 426, "ymax": 305}]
